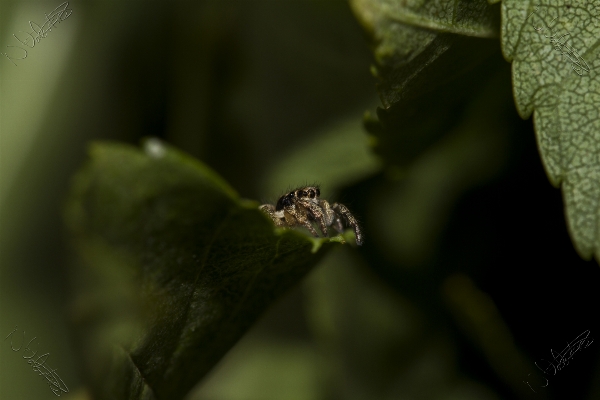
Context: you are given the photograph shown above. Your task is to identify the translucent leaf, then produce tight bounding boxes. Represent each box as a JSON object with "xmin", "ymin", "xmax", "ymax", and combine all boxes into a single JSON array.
[
  {"xmin": 496, "ymin": 1, "xmax": 600, "ymax": 259},
  {"xmin": 64, "ymin": 139, "xmax": 337, "ymax": 400}
]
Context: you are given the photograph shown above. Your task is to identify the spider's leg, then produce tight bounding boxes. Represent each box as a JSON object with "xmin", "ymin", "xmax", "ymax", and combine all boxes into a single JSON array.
[
  {"xmin": 332, "ymin": 203, "xmax": 363, "ymax": 245},
  {"xmin": 259, "ymin": 204, "xmax": 286, "ymax": 227},
  {"xmin": 332, "ymin": 215, "xmax": 345, "ymax": 233},
  {"xmin": 285, "ymin": 205, "xmax": 319, "ymax": 237},
  {"xmin": 318, "ymin": 199, "xmax": 336, "ymax": 227},
  {"xmin": 299, "ymin": 199, "xmax": 328, "ymax": 237}
]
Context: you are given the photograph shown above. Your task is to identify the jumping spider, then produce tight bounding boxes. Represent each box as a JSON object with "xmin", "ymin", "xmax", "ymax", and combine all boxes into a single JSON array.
[{"xmin": 259, "ymin": 186, "xmax": 363, "ymax": 245}]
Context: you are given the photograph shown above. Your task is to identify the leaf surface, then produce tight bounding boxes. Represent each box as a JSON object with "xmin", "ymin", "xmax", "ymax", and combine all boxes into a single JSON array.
[{"xmin": 65, "ymin": 139, "xmax": 336, "ymax": 400}]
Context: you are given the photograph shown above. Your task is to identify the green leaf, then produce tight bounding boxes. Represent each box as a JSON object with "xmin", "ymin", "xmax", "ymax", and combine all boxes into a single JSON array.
[
  {"xmin": 497, "ymin": 1, "xmax": 600, "ymax": 259},
  {"xmin": 351, "ymin": 0, "xmax": 502, "ymax": 169},
  {"xmin": 64, "ymin": 139, "xmax": 337, "ymax": 400},
  {"xmin": 350, "ymin": 0, "xmax": 499, "ymax": 109},
  {"xmin": 349, "ymin": 0, "xmax": 518, "ymax": 272}
]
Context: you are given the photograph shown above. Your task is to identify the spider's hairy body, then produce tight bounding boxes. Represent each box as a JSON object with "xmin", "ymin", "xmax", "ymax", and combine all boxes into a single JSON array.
[{"xmin": 259, "ymin": 186, "xmax": 363, "ymax": 246}]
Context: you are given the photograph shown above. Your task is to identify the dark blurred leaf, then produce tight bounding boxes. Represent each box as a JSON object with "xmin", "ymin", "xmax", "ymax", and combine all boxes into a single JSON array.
[
  {"xmin": 366, "ymin": 65, "xmax": 516, "ymax": 267},
  {"xmin": 495, "ymin": 1, "xmax": 600, "ymax": 260},
  {"xmin": 348, "ymin": 0, "xmax": 520, "ymax": 334},
  {"xmin": 351, "ymin": 0, "xmax": 502, "ymax": 169},
  {"xmin": 350, "ymin": 0, "xmax": 499, "ymax": 108},
  {"xmin": 64, "ymin": 139, "xmax": 338, "ymax": 400}
]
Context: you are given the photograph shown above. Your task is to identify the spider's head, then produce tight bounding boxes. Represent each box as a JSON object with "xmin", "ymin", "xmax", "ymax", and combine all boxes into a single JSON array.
[{"xmin": 275, "ymin": 186, "xmax": 320, "ymax": 210}]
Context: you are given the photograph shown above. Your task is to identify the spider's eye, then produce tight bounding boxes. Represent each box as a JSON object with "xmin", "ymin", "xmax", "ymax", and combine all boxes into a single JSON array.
[
  {"xmin": 315, "ymin": 188, "xmax": 320, "ymax": 197},
  {"xmin": 309, "ymin": 190, "xmax": 315, "ymax": 198}
]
